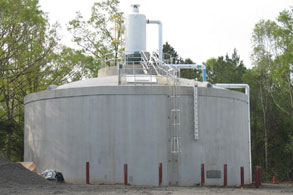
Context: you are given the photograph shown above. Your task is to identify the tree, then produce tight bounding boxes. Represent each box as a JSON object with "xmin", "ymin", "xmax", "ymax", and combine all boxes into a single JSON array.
[
  {"xmin": 251, "ymin": 7, "xmax": 293, "ymax": 178},
  {"xmin": 163, "ymin": 42, "xmax": 183, "ymax": 64},
  {"xmin": 0, "ymin": 0, "xmax": 58, "ymax": 160},
  {"xmin": 68, "ymin": 0, "xmax": 124, "ymax": 72},
  {"xmin": 204, "ymin": 49, "xmax": 246, "ymax": 83},
  {"xmin": 162, "ymin": 42, "xmax": 201, "ymax": 79}
]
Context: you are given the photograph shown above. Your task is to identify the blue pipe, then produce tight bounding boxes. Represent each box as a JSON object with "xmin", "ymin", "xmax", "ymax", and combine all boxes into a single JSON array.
[
  {"xmin": 202, "ymin": 69, "xmax": 206, "ymax": 82},
  {"xmin": 196, "ymin": 65, "xmax": 206, "ymax": 82}
]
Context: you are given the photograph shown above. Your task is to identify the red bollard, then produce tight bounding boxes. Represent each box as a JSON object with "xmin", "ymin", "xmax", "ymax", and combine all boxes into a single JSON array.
[
  {"xmin": 159, "ymin": 163, "xmax": 163, "ymax": 185},
  {"xmin": 273, "ymin": 176, "xmax": 276, "ymax": 184},
  {"xmin": 201, "ymin": 164, "xmax": 205, "ymax": 186},
  {"xmin": 86, "ymin": 162, "xmax": 90, "ymax": 184},
  {"xmin": 255, "ymin": 166, "xmax": 262, "ymax": 188},
  {"xmin": 224, "ymin": 164, "xmax": 227, "ymax": 187},
  {"xmin": 255, "ymin": 167, "xmax": 259, "ymax": 188},
  {"xmin": 259, "ymin": 167, "xmax": 262, "ymax": 186},
  {"xmin": 124, "ymin": 164, "xmax": 128, "ymax": 185},
  {"xmin": 240, "ymin": 166, "xmax": 244, "ymax": 188}
]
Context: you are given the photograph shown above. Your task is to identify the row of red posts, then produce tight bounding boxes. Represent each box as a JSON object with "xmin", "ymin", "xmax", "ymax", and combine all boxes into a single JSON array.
[
  {"xmin": 85, "ymin": 162, "xmax": 262, "ymax": 188},
  {"xmin": 201, "ymin": 164, "xmax": 262, "ymax": 188},
  {"xmin": 85, "ymin": 162, "xmax": 163, "ymax": 186}
]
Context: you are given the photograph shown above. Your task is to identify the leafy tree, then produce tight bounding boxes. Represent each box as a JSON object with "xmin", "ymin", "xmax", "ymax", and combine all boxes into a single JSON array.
[
  {"xmin": 250, "ymin": 7, "xmax": 293, "ymax": 178},
  {"xmin": 163, "ymin": 42, "xmax": 201, "ymax": 79},
  {"xmin": 51, "ymin": 47, "xmax": 100, "ymax": 82},
  {"xmin": 163, "ymin": 42, "xmax": 183, "ymax": 64},
  {"xmin": 0, "ymin": 0, "xmax": 58, "ymax": 160},
  {"xmin": 68, "ymin": 0, "xmax": 124, "ymax": 71},
  {"xmin": 205, "ymin": 49, "xmax": 246, "ymax": 83}
]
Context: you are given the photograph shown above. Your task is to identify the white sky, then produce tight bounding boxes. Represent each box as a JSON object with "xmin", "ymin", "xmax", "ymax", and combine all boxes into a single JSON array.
[{"xmin": 39, "ymin": 0, "xmax": 292, "ymax": 68}]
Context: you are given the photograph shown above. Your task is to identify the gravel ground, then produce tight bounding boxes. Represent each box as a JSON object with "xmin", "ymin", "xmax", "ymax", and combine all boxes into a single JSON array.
[
  {"xmin": 0, "ymin": 156, "xmax": 51, "ymax": 186},
  {"xmin": 1, "ymin": 183, "xmax": 293, "ymax": 195},
  {"xmin": 1, "ymin": 156, "xmax": 293, "ymax": 195}
]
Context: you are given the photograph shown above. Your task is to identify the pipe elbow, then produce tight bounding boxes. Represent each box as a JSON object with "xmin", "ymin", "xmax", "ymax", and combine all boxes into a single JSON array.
[{"xmin": 146, "ymin": 19, "xmax": 162, "ymax": 25}]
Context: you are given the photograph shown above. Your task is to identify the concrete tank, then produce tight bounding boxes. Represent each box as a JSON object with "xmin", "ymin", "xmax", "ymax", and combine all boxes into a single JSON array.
[
  {"xmin": 24, "ymin": 76, "xmax": 251, "ymax": 186},
  {"xmin": 125, "ymin": 4, "xmax": 146, "ymax": 54}
]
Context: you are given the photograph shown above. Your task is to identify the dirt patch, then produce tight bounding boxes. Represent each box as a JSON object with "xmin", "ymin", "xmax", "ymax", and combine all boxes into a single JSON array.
[{"xmin": 0, "ymin": 155, "xmax": 51, "ymax": 186}]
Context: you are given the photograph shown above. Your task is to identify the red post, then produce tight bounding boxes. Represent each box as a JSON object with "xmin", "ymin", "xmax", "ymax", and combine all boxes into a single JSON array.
[
  {"xmin": 86, "ymin": 161, "xmax": 90, "ymax": 184},
  {"xmin": 259, "ymin": 167, "xmax": 262, "ymax": 186},
  {"xmin": 240, "ymin": 166, "xmax": 244, "ymax": 188},
  {"xmin": 159, "ymin": 163, "xmax": 163, "ymax": 185},
  {"xmin": 273, "ymin": 176, "xmax": 276, "ymax": 184},
  {"xmin": 201, "ymin": 164, "xmax": 205, "ymax": 186},
  {"xmin": 124, "ymin": 164, "xmax": 128, "ymax": 185},
  {"xmin": 255, "ymin": 166, "xmax": 261, "ymax": 188},
  {"xmin": 224, "ymin": 164, "xmax": 227, "ymax": 187},
  {"xmin": 255, "ymin": 167, "xmax": 259, "ymax": 188}
]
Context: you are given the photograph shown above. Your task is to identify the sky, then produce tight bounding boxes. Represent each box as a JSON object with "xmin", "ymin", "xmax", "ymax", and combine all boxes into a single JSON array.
[{"xmin": 39, "ymin": 0, "xmax": 293, "ymax": 68}]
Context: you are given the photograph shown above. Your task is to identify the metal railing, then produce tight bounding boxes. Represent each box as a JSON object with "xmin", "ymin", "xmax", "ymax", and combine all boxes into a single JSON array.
[{"xmin": 101, "ymin": 51, "xmax": 181, "ymax": 86}]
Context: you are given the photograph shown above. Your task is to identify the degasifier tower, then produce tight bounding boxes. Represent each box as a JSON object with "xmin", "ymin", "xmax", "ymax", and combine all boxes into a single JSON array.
[{"xmin": 24, "ymin": 5, "xmax": 251, "ymax": 186}]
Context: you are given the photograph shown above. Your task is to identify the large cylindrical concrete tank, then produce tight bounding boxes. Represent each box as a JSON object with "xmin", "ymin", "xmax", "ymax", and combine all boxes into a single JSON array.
[
  {"xmin": 125, "ymin": 4, "xmax": 146, "ymax": 55},
  {"xmin": 24, "ymin": 76, "xmax": 251, "ymax": 186}
]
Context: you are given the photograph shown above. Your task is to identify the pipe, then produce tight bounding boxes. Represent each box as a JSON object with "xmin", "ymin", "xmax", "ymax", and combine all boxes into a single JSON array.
[
  {"xmin": 213, "ymin": 83, "xmax": 252, "ymax": 184},
  {"xmin": 146, "ymin": 20, "xmax": 163, "ymax": 62},
  {"xmin": 171, "ymin": 64, "xmax": 207, "ymax": 82},
  {"xmin": 197, "ymin": 65, "xmax": 206, "ymax": 82}
]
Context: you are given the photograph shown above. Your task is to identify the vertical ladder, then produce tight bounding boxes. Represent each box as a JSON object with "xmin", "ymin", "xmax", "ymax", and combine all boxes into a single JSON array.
[{"xmin": 168, "ymin": 69, "xmax": 181, "ymax": 185}]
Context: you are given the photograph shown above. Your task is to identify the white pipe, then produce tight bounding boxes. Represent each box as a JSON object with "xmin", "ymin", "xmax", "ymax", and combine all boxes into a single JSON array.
[
  {"xmin": 213, "ymin": 83, "xmax": 252, "ymax": 184},
  {"xmin": 146, "ymin": 20, "xmax": 163, "ymax": 62},
  {"xmin": 170, "ymin": 64, "xmax": 207, "ymax": 82}
]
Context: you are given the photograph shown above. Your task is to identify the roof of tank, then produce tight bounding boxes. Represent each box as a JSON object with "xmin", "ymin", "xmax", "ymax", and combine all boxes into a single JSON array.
[
  {"xmin": 56, "ymin": 76, "xmax": 119, "ymax": 89},
  {"xmin": 55, "ymin": 75, "xmax": 221, "ymax": 90}
]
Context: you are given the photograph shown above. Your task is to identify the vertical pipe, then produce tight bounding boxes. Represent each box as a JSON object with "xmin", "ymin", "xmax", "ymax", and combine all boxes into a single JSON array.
[
  {"xmin": 241, "ymin": 166, "xmax": 244, "ymax": 188},
  {"xmin": 213, "ymin": 84, "xmax": 252, "ymax": 183},
  {"xmin": 158, "ymin": 22, "xmax": 163, "ymax": 62},
  {"xmin": 86, "ymin": 162, "xmax": 90, "ymax": 184},
  {"xmin": 201, "ymin": 164, "xmax": 205, "ymax": 185},
  {"xmin": 159, "ymin": 163, "xmax": 163, "ymax": 185},
  {"xmin": 124, "ymin": 164, "xmax": 128, "ymax": 185},
  {"xmin": 146, "ymin": 20, "xmax": 163, "ymax": 62},
  {"xmin": 202, "ymin": 68, "xmax": 206, "ymax": 82},
  {"xmin": 224, "ymin": 164, "xmax": 227, "ymax": 187}
]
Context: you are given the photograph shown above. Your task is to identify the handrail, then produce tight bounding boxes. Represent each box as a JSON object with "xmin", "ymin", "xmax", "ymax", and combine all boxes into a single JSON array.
[{"xmin": 103, "ymin": 51, "xmax": 181, "ymax": 85}]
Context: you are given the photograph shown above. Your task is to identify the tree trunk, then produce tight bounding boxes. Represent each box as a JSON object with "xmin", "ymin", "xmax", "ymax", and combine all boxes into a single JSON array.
[
  {"xmin": 260, "ymin": 83, "xmax": 269, "ymax": 171},
  {"xmin": 7, "ymin": 131, "xmax": 11, "ymax": 160}
]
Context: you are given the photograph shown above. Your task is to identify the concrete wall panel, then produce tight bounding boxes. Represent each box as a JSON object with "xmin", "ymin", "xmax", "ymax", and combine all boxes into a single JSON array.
[{"xmin": 24, "ymin": 86, "xmax": 250, "ymax": 186}]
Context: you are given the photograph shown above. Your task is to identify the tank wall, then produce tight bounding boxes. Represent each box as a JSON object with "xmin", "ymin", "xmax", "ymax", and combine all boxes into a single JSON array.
[
  {"xmin": 178, "ymin": 88, "xmax": 249, "ymax": 186},
  {"xmin": 24, "ymin": 86, "xmax": 250, "ymax": 186},
  {"xmin": 25, "ymin": 91, "xmax": 169, "ymax": 185}
]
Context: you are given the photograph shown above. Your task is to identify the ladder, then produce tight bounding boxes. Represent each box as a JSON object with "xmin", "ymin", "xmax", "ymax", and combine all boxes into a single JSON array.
[
  {"xmin": 168, "ymin": 68, "xmax": 181, "ymax": 185},
  {"xmin": 149, "ymin": 51, "xmax": 182, "ymax": 185}
]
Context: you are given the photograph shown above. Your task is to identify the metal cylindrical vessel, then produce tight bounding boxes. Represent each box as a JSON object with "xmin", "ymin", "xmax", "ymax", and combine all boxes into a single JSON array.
[{"xmin": 125, "ymin": 5, "xmax": 146, "ymax": 54}]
